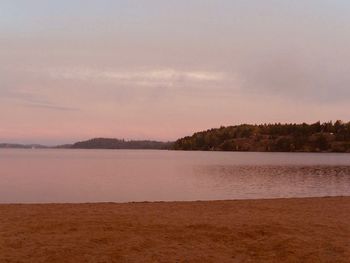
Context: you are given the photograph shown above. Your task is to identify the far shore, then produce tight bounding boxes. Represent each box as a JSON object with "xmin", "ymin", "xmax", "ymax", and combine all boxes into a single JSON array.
[{"xmin": 1, "ymin": 196, "xmax": 349, "ymax": 262}]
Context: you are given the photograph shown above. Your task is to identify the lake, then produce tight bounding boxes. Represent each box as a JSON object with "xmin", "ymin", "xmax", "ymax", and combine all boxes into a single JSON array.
[{"xmin": 0, "ymin": 149, "xmax": 350, "ymax": 203}]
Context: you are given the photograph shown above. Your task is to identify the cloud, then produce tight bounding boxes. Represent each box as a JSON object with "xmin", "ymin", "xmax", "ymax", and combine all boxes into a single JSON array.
[
  {"xmin": 36, "ymin": 67, "xmax": 226, "ymax": 87},
  {"xmin": 25, "ymin": 103, "xmax": 79, "ymax": 111},
  {"xmin": 0, "ymin": 87, "xmax": 79, "ymax": 112},
  {"xmin": 232, "ymin": 46, "xmax": 350, "ymax": 103}
]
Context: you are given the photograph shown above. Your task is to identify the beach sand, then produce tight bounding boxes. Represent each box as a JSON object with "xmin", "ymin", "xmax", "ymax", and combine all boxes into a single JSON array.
[{"xmin": 0, "ymin": 197, "xmax": 349, "ymax": 262}]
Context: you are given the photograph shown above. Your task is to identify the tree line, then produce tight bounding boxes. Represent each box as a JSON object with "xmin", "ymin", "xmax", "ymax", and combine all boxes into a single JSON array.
[
  {"xmin": 71, "ymin": 138, "xmax": 172, "ymax": 150},
  {"xmin": 173, "ymin": 121, "xmax": 350, "ymax": 152}
]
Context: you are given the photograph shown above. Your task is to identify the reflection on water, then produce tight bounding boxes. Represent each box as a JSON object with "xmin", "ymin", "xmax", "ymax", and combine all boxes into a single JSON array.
[
  {"xmin": 0, "ymin": 149, "xmax": 350, "ymax": 203},
  {"xmin": 194, "ymin": 165, "xmax": 350, "ymax": 200}
]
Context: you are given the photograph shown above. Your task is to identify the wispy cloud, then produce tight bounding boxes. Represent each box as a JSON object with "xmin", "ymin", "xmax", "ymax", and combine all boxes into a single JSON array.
[
  {"xmin": 1, "ymin": 88, "xmax": 79, "ymax": 111},
  {"xmin": 34, "ymin": 67, "xmax": 226, "ymax": 87},
  {"xmin": 25, "ymin": 103, "xmax": 79, "ymax": 111}
]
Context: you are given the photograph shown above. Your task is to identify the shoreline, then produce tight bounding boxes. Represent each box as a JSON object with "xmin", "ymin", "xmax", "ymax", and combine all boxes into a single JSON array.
[
  {"xmin": 2, "ymin": 147, "xmax": 350, "ymax": 153},
  {"xmin": 1, "ymin": 196, "xmax": 349, "ymax": 262},
  {"xmin": 1, "ymin": 195, "xmax": 349, "ymax": 205}
]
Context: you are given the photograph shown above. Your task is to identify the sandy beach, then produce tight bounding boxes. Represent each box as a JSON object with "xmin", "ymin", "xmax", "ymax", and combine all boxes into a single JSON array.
[{"xmin": 0, "ymin": 197, "xmax": 349, "ymax": 262}]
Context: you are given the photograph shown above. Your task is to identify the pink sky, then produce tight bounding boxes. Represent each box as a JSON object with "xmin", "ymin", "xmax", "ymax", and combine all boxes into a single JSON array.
[{"xmin": 1, "ymin": 1, "xmax": 350, "ymax": 144}]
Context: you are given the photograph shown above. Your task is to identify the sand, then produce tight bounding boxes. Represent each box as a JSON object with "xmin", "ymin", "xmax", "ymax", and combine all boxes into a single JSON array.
[{"xmin": 0, "ymin": 197, "xmax": 349, "ymax": 263}]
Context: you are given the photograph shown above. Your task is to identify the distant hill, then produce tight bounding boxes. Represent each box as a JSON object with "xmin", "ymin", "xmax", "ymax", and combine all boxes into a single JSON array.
[
  {"xmin": 53, "ymin": 144, "xmax": 73, "ymax": 149},
  {"xmin": 0, "ymin": 143, "xmax": 48, "ymax": 149},
  {"xmin": 70, "ymin": 138, "xmax": 173, "ymax": 150},
  {"xmin": 173, "ymin": 121, "xmax": 350, "ymax": 153}
]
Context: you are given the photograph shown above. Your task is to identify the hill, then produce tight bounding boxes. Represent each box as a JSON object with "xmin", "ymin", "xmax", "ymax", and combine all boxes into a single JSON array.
[
  {"xmin": 71, "ymin": 138, "xmax": 172, "ymax": 150},
  {"xmin": 173, "ymin": 121, "xmax": 350, "ymax": 152},
  {"xmin": 0, "ymin": 143, "xmax": 48, "ymax": 149}
]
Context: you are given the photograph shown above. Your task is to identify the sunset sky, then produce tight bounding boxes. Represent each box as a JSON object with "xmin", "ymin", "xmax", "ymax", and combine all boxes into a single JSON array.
[{"xmin": 1, "ymin": 0, "xmax": 350, "ymax": 144}]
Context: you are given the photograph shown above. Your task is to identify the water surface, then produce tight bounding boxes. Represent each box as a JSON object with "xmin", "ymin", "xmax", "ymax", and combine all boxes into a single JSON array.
[{"xmin": 1, "ymin": 149, "xmax": 350, "ymax": 203}]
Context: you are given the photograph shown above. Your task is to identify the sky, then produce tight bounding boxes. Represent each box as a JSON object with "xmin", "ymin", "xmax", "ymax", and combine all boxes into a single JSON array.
[{"xmin": 1, "ymin": 0, "xmax": 350, "ymax": 144}]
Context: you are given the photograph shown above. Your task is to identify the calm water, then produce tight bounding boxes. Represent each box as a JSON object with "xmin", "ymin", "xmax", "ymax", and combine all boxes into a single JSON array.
[{"xmin": 1, "ymin": 149, "xmax": 350, "ymax": 203}]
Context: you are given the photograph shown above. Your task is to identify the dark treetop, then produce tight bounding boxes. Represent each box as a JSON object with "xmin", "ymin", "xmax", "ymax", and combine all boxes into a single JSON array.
[
  {"xmin": 71, "ymin": 138, "xmax": 172, "ymax": 150},
  {"xmin": 173, "ymin": 121, "xmax": 350, "ymax": 152}
]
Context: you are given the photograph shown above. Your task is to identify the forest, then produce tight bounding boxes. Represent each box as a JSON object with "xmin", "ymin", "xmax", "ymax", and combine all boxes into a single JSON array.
[
  {"xmin": 71, "ymin": 138, "xmax": 172, "ymax": 150},
  {"xmin": 173, "ymin": 121, "xmax": 350, "ymax": 152}
]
